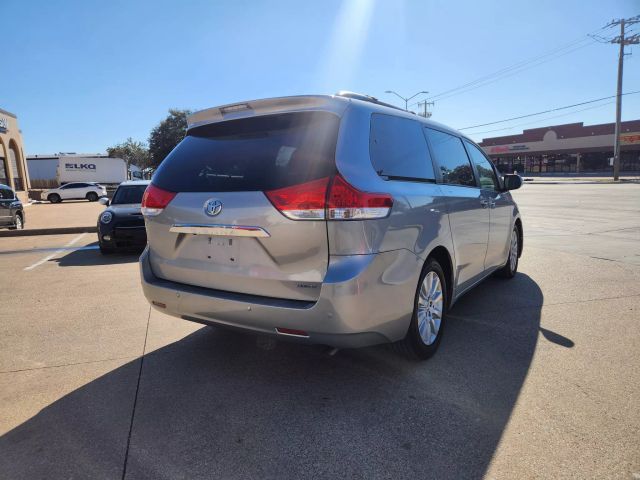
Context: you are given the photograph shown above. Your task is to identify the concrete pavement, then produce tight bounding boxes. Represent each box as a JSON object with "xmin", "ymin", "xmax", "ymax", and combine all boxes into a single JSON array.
[
  {"xmin": 0, "ymin": 201, "xmax": 103, "ymax": 237},
  {"xmin": 0, "ymin": 183, "xmax": 639, "ymax": 479}
]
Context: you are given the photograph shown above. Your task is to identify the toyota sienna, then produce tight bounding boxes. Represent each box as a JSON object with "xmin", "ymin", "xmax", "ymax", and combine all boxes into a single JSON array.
[{"xmin": 139, "ymin": 92, "xmax": 523, "ymax": 359}]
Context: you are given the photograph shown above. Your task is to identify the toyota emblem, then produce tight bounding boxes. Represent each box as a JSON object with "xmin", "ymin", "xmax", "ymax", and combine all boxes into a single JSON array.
[{"xmin": 204, "ymin": 199, "xmax": 223, "ymax": 217}]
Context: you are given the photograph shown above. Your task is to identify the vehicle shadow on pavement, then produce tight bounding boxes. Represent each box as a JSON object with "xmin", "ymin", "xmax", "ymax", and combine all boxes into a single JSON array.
[
  {"xmin": 0, "ymin": 273, "xmax": 546, "ymax": 479},
  {"xmin": 54, "ymin": 242, "xmax": 142, "ymax": 266}
]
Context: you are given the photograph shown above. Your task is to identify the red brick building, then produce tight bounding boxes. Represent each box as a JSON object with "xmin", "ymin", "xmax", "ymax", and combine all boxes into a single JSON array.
[{"xmin": 479, "ymin": 119, "xmax": 640, "ymax": 174}]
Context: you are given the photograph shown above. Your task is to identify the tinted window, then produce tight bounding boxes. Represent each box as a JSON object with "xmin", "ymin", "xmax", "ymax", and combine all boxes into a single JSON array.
[
  {"xmin": 0, "ymin": 187, "xmax": 14, "ymax": 199},
  {"xmin": 152, "ymin": 112, "xmax": 339, "ymax": 192},
  {"xmin": 369, "ymin": 114, "xmax": 435, "ymax": 181},
  {"xmin": 464, "ymin": 141, "xmax": 499, "ymax": 190},
  {"xmin": 424, "ymin": 128, "xmax": 476, "ymax": 187},
  {"xmin": 112, "ymin": 185, "xmax": 148, "ymax": 205}
]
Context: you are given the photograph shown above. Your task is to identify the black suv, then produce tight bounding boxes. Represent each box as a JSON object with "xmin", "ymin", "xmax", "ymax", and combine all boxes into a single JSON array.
[{"xmin": 0, "ymin": 184, "xmax": 25, "ymax": 230}]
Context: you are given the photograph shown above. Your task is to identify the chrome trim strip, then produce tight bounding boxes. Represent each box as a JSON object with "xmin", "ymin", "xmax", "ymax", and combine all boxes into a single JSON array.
[{"xmin": 170, "ymin": 224, "xmax": 271, "ymax": 238}]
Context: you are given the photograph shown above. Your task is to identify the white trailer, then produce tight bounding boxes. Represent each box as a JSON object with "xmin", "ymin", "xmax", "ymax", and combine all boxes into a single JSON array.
[{"xmin": 57, "ymin": 156, "xmax": 127, "ymax": 185}]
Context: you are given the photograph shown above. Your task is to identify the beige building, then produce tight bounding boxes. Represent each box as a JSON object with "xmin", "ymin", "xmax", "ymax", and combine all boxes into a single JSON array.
[{"xmin": 0, "ymin": 108, "xmax": 30, "ymax": 202}]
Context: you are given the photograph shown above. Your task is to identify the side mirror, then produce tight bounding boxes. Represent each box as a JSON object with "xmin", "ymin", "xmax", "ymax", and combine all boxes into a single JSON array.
[
  {"xmin": 99, "ymin": 197, "xmax": 110, "ymax": 206},
  {"xmin": 503, "ymin": 174, "xmax": 523, "ymax": 191}
]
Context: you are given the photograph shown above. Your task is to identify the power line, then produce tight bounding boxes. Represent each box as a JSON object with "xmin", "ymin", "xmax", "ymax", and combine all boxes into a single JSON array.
[
  {"xmin": 458, "ymin": 90, "xmax": 640, "ymax": 130},
  {"xmin": 409, "ymin": 24, "xmax": 609, "ymax": 109},
  {"xmin": 467, "ymin": 101, "xmax": 616, "ymax": 136},
  {"xmin": 429, "ymin": 42, "xmax": 596, "ymax": 103},
  {"xmin": 424, "ymin": 39, "xmax": 594, "ymax": 104}
]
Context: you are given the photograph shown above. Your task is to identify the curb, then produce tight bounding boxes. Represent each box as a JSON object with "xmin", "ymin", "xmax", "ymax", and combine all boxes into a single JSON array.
[
  {"xmin": 0, "ymin": 226, "xmax": 97, "ymax": 238},
  {"xmin": 523, "ymin": 180, "xmax": 640, "ymax": 185}
]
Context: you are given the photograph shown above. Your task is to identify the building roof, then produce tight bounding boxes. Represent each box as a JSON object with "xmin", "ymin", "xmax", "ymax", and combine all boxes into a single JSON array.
[
  {"xmin": 0, "ymin": 108, "xmax": 17, "ymax": 119},
  {"xmin": 118, "ymin": 180, "xmax": 151, "ymax": 186},
  {"xmin": 27, "ymin": 153, "xmax": 110, "ymax": 160},
  {"xmin": 479, "ymin": 119, "xmax": 640, "ymax": 146}
]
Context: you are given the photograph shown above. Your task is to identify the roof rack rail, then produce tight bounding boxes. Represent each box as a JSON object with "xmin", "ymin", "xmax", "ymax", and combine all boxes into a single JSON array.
[{"xmin": 335, "ymin": 91, "xmax": 406, "ymax": 112}]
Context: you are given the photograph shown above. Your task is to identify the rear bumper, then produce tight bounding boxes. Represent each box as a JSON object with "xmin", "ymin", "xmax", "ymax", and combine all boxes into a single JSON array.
[{"xmin": 139, "ymin": 246, "xmax": 422, "ymax": 348}]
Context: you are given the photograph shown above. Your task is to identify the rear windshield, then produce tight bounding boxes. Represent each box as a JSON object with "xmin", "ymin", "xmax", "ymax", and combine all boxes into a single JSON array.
[
  {"xmin": 152, "ymin": 112, "xmax": 340, "ymax": 192},
  {"xmin": 112, "ymin": 184, "xmax": 148, "ymax": 204}
]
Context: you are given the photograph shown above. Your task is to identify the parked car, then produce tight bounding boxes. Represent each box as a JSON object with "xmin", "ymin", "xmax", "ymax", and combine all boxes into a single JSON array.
[
  {"xmin": 0, "ymin": 184, "xmax": 25, "ymax": 230},
  {"xmin": 97, "ymin": 180, "xmax": 150, "ymax": 254},
  {"xmin": 139, "ymin": 93, "xmax": 523, "ymax": 359},
  {"xmin": 43, "ymin": 182, "xmax": 107, "ymax": 203}
]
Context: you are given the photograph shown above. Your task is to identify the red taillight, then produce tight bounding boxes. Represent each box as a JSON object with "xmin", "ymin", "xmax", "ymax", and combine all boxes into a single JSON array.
[
  {"xmin": 141, "ymin": 184, "xmax": 176, "ymax": 216},
  {"xmin": 327, "ymin": 175, "xmax": 393, "ymax": 220},
  {"xmin": 265, "ymin": 177, "xmax": 329, "ymax": 220},
  {"xmin": 265, "ymin": 175, "xmax": 393, "ymax": 221}
]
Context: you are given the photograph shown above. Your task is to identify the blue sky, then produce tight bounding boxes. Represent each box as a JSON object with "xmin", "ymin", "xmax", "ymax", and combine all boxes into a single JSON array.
[{"xmin": 4, "ymin": 0, "xmax": 639, "ymax": 153}]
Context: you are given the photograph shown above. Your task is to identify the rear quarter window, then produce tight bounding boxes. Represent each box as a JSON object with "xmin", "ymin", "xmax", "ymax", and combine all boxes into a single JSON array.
[
  {"xmin": 369, "ymin": 114, "xmax": 435, "ymax": 181},
  {"xmin": 424, "ymin": 128, "xmax": 477, "ymax": 187},
  {"xmin": 151, "ymin": 112, "xmax": 339, "ymax": 192}
]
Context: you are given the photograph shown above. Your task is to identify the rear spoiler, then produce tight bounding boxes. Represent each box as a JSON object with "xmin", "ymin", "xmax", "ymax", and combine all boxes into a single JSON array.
[{"xmin": 186, "ymin": 95, "xmax": 349, "ymax": 131}]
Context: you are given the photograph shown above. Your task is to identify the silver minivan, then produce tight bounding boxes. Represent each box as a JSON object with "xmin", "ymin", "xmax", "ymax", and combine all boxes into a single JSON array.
[{"xmin": 139, "ymin": 92, "xmax": 523, "ymax": 359}]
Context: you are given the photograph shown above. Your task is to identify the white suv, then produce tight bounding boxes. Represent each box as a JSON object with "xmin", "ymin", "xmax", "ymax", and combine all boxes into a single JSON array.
[{"xmin": 43, "ymin": 182, "xmax": 107, "ymax": 203}]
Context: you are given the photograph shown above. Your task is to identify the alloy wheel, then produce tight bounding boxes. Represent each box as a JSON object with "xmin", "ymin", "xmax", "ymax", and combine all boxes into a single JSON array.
[
  {"xmin": 510, "ymin": 229, "xmax": 518, "ymax": 272},
  {"xmin": 417, "ymin": 271, "xmax": 444, "ymax": 346}
]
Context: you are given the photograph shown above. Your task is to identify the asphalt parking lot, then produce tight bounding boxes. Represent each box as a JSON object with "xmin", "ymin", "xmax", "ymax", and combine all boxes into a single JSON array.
[{"xmin": 1, "ymin": 183, "xmax": 639, "ymax": 479}]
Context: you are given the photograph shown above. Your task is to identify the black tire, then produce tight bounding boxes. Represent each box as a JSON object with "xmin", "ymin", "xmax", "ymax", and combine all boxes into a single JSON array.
[
  {"xmin": 9, "ymin": 213, "xmax": 23, "ymax": 230},
  {"xmin": 86, "ymin": 192, "xmax": 98, "ymax": 202},
  {"xmin": 497, "ymin": 226, "xmax": 520, "ymax": 279},
  {"xmin": 48, "ymin": 193, "xmax": 61, "ymax": 203},
  {"xmin": 396, "ymin": 258, "xmax": 448, "ymax": 360}
]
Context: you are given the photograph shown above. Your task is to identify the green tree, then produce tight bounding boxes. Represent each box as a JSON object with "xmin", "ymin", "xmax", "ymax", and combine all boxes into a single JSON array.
[
  {"xmin": 148, "ymin": 109, "xmax": 192, "ymax": 167},
  {"xmin": 106, "ymin": 137, "xmax": 150, "ymax": 175}
]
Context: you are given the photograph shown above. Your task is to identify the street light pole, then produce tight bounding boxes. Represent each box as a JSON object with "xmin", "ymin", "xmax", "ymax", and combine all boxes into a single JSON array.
[{"xmin": 385, "ymin": 90, "xmax": 429, "ymax": 111}]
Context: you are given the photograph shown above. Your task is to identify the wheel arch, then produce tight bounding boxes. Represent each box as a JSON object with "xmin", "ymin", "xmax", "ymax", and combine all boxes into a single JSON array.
[
  {"xmin": 425, "ymin": 245, "xmax": 454, "ymax": 308},
  {"xmin": 514, "ymin": 217, "xmax": 523, "ymax": 257}
]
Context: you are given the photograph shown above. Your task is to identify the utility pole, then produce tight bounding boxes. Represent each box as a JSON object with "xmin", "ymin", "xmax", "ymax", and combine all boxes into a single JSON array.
[
  {"xmin": 594, "ymin": 16, "xmax": 640, "ymax": 180},
  {"xmin": 417, "ymin": 100, "xmax": 435, "ymax": 118}
]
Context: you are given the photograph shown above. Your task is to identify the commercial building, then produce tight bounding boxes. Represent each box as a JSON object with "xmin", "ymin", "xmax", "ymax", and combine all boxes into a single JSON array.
[
  {"xmin": 0, "ymin": 108, "xmax": 30, "ymax": 201},
  {"xmin": 479, "ymin": 119, "xmax": 640, "ymax": 174}
]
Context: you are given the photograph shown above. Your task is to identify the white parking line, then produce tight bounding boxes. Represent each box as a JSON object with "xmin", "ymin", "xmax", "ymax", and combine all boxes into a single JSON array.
[{"xmin": 23, "ymin": 233, "xmax": 88, "ymax": 271}]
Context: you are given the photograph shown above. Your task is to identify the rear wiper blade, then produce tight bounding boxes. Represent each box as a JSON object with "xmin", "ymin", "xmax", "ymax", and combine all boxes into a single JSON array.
[
  {"xmin": 381, "ymin": 175, "xmax": 436, "ymax": 183},
  {"xmin": 199, "ymin": 171, "xmax": 244, "ymax": 179},
  {"xmin": 205, "ymin": 173, "xmax": 244, "ymax": 179}
]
